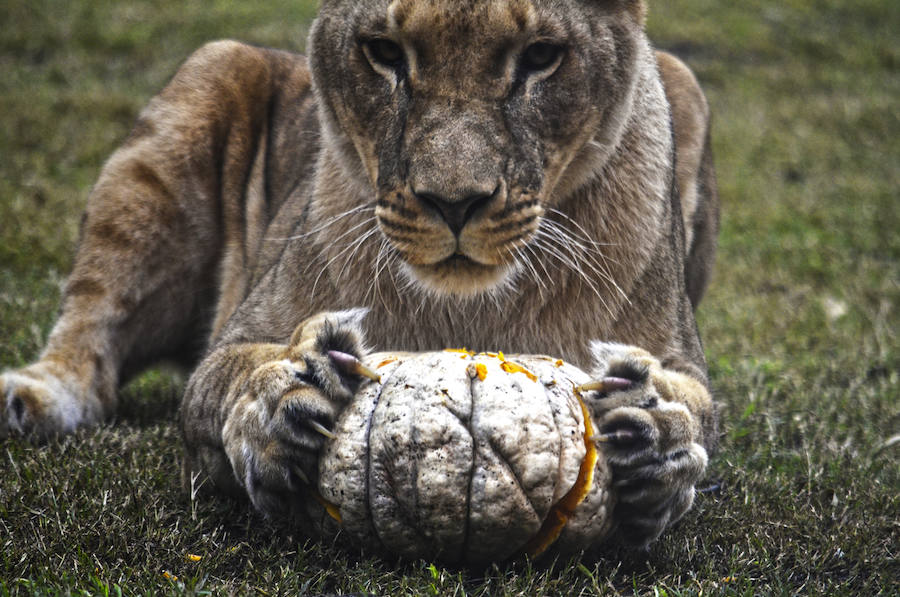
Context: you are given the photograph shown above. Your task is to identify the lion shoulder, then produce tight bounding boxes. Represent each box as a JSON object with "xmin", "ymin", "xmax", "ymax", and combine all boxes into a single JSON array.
[{"xmin": 656, "ymin": 50, "xmax": 719, "ymax": 306}]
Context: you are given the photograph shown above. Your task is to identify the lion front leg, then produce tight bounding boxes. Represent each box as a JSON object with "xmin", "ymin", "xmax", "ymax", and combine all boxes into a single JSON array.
[
  {"xmin": 181, "ymin": 309, "xmax": 378, "ymax": 522},
  {"xmin": 580, "ymin": 342, "xmax": 714, "ymax": 547}
]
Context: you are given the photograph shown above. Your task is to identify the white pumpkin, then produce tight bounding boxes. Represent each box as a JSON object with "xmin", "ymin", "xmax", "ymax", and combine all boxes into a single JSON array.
[{"xmin": 312, "ymin": 350, "xmax": 615, "ymax": 565}]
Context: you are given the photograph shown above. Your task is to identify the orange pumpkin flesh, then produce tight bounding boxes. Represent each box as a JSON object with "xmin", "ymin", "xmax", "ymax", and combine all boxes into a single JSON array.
[
  {"xmin": 475, "ymin": 362, "xmax": 488, "ymax": 381},
  {"xmin": 313, "ymin": 489, "xmax": 342, "ymax": 524},
  {"xmin": 522, "ymin": 389, "xmax": 598, "ymax": 558}
]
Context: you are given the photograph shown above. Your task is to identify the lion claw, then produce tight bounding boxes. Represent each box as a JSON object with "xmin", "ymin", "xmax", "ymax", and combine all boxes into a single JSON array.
[
  {"xmin": 593, "ymin": 428, "xmax": 639, "ymax": 446},
  {"xmin": 576, "ymin": 376, "xmax": 634, "ymax": 395},
  {"xmin": 309, "ymin": 419, "xmax": 337, "ymax": 440},
  {"xmin": 327, "ymin": 350, "xmax": 381, "ymax": 383}
]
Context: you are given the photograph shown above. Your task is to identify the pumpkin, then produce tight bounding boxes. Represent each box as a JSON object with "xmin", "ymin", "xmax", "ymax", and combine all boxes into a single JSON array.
[{"xmin": 311, "ymin": 350, "xmax": 616, "ymax": 565}]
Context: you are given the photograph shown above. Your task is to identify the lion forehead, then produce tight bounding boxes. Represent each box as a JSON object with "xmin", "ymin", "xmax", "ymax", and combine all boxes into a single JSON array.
[{"xmin": 388, "ymin": 0, "xmax": 536, "ymax": 36}]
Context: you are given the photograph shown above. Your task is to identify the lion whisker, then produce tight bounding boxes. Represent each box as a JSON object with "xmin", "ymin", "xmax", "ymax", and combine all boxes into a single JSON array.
[
  {"xmin": 541, "ymin": 214, "xmax": 630, "ymax": 301},
  {"xmin": 532, "ymin": 230, "xmax": 614, "ymax": 317},
  {"xmin": 540, "ymin": 216, "xmax": 618, "ymax": 263},
  {"xmin": 272, "ymin": 204, "xmax": 374, "ymax": 242},
  {"xmin": 363, "ymin": 239, "xmax": 383, "ymax": 307},
  {"xmin": 554, "ymin": 238, "xmax": 625, "ymax": 309},
  {"xmin": 302, "ymin": 215, "xmax": 379, "ymax": 276},
  {"xmin": 522, "ymin": 240, "xmax": 557, "ymax": 284},
  {"xmin": 511, "ymin": 246, "xmax": 547, "ymax": 303},
  {"xmin": 311, "ymin": 222, "xmax": 379, "ymax": 298},
  {"xmin": 337, "ymin": 225, "xmax": 380, "ymax": 282},
  {"xmin": 371, "ymin": 238, "xmax": 398, "ymax": 315},
  {"xmin": 546, "ymin": 207, "xmax": 619, "ymax": 250},
  {"xmin": 539, "ymin": 218, "xmax": 629, "ymax": 303}
]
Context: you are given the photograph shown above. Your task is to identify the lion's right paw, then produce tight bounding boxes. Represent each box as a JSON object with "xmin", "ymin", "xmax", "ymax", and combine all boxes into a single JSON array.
[
  {"xmin": 0, "ymin": 362, "xmax": 101, "ymax": 439},
  {"xmin": 582, "ymin": 342, "xmax": 711, "ymax": 547},
  {"xmin": 222, "ymin": 309, "xmax": 377, "ymax": 519}
]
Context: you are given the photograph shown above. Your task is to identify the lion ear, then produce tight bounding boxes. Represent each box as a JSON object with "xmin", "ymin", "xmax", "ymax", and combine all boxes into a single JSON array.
[
  {"xmin": 629, "ymin": 1, "xmax": 648, "ymax": 24},
  {"xmin": 593, "ymin": 0, "xmax": 647, "ymax": 25},
  {"xmin": 619, "ymin": 0, "xmax": 647, "ymax": 24}
]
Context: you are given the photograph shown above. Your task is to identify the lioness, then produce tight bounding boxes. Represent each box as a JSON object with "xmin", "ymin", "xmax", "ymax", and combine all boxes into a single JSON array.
[{"xmin": 1, "ymin": 0, "xmax": 718, "ymax": 547}]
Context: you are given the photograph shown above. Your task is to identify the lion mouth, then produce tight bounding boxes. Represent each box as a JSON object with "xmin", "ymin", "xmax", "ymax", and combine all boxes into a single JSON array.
[
  {"xmin": 442, "ymin": 253, "xmax": 480, "ymax": 268},
  {"xmin": 430, "ymin": 252, "xmax": 499, "ymax": 277},
  {"xmin": 405, "ymin": 254, "xmax": 514, "ymax": 297}
]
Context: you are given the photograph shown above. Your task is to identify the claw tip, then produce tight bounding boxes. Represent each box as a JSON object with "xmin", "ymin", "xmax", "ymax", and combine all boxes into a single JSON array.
[{"xmin": 327, "ymin": 350, "xmax": 381, "ymax": 383}]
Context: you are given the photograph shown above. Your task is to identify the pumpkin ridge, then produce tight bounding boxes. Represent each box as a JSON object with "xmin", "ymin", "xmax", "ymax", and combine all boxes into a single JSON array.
[
  {"xmin": 521, "ymin": 388, "xmax": 597, "ymax": 558},
  {"xmin": 485, "ymin": 433, "xmax": 541, "ymax": 523},
  {"xmin": 409, "ymin": 398, "xmax": 421, "ymax": 547},
  {"xmin": 460, "ymin": 352, "xmax": 477, "ymax": 564},
  {"xmin": 428, "ymin": 383, "xmax": 478, "ymax": 563},
  {"xmin": 363, "ymin": 370, "xmax": 392, "ymax": 554}
]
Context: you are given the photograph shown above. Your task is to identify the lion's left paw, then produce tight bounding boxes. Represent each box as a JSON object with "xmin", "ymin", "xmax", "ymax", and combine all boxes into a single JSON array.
[{"xmin": 581, "ymin": 342, "xmax": 711, "ymax": 547}]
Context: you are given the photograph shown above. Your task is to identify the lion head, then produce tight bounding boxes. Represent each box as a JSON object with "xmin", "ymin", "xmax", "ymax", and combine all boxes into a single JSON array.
[{"xmin": 308, "ymin": 0, "xmax": 648, "ymax": 297}]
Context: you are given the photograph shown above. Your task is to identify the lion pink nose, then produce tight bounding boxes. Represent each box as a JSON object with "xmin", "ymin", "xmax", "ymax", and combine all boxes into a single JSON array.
[{"xmin": 414, "ymin": 186, "xmax": 497, "ymax": 236}]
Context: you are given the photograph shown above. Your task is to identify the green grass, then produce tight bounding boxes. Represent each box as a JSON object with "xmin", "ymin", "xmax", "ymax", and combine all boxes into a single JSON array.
[{"xmin": 1, "ymin": 0, "xmax": 898, "ymax": 594}]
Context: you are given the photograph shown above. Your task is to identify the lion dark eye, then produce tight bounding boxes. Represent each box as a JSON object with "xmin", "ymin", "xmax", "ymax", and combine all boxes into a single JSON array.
[
  {"xmin": 365, "ymin": 38, "xmax": 405, "ymax": 69},
  {"xmin": 521, "ymin": 42, "xmax": 563, "ymax": 73}
]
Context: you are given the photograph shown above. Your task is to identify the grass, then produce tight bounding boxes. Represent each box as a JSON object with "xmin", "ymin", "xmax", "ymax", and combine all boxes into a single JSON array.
[{"xmin": 1, "ymin": 0, "xmax": 898, "ymax": 594}]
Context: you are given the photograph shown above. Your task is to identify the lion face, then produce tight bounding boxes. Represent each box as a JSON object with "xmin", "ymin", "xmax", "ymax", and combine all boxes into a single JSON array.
[{"xmin": 309, "ymin": 0, "xmax": 645, "ymax": 296}]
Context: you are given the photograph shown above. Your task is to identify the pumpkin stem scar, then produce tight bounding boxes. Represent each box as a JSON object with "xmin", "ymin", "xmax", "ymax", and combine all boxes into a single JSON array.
[
  {"xmin": 521, "ymin": 388, "xmax": 598, "ymax": 559},
  {"xmin": 311, "ymin": 489, "xmax": 343, "ymax": 524}
]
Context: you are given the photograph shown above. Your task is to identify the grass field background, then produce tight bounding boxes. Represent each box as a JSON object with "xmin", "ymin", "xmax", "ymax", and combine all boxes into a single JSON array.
[{"xmin": 1, "ymin": 0, "xmax": 898, "ymax": 594}]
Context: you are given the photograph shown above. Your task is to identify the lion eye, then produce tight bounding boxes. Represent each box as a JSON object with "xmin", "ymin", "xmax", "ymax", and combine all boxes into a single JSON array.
[
  {"xmin": 365, "ymin": 38, "xmax": 405, "ymax": 69},
  {"xmin": 521, "ymin": 42, "xmax": 563, "ymax": 73}
]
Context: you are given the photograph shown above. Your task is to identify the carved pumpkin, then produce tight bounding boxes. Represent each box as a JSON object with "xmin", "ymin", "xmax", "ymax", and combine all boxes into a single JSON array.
[{"xmin": 312, "ymin": 350, "xmax": 615, "ymax": 565}]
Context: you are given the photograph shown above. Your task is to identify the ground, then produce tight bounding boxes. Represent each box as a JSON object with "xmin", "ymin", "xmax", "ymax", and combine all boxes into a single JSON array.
[{"xmin": 1, "ymin": 0, "xmax": 898, "ymax": 594}]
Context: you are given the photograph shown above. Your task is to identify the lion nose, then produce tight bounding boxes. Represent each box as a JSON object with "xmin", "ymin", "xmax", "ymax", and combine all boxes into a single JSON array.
[{"xmin": 414, "ymin": 187, "xmax": 497, "ymax": 236}]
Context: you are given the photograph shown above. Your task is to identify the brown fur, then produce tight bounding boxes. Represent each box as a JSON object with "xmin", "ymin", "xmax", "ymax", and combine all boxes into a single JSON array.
[{"xmin": 2, "ymin": 0, "xmax": 718, "ymax": 547}]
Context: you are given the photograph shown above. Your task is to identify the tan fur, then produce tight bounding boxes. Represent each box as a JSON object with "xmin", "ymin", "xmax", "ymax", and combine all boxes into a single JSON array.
[
  {"xmin": 2, "ymin": 1, "xmax": 718, "ymax": 547},
  {"xmin": 656, "ymin": 51, "xmax": 719, "ymax": 305}
]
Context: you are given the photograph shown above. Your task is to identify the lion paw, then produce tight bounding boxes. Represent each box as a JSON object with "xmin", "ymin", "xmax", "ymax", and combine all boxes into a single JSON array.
[
  {"xmin": 582, "ymin": 342, "xmax": 710, "ymax": 547},
  {"xmin": 221, "ymin": 309, "xmax": 376, "ymax": 519},
  {"xmin": 0, "ymin": 362, "xmax": 101, "ymax": 439}
]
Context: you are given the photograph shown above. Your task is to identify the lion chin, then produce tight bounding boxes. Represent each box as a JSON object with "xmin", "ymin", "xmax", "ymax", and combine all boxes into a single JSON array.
[{"xmin": 403, "ymin": 255, "xmax": 518, "ymax": 298}]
